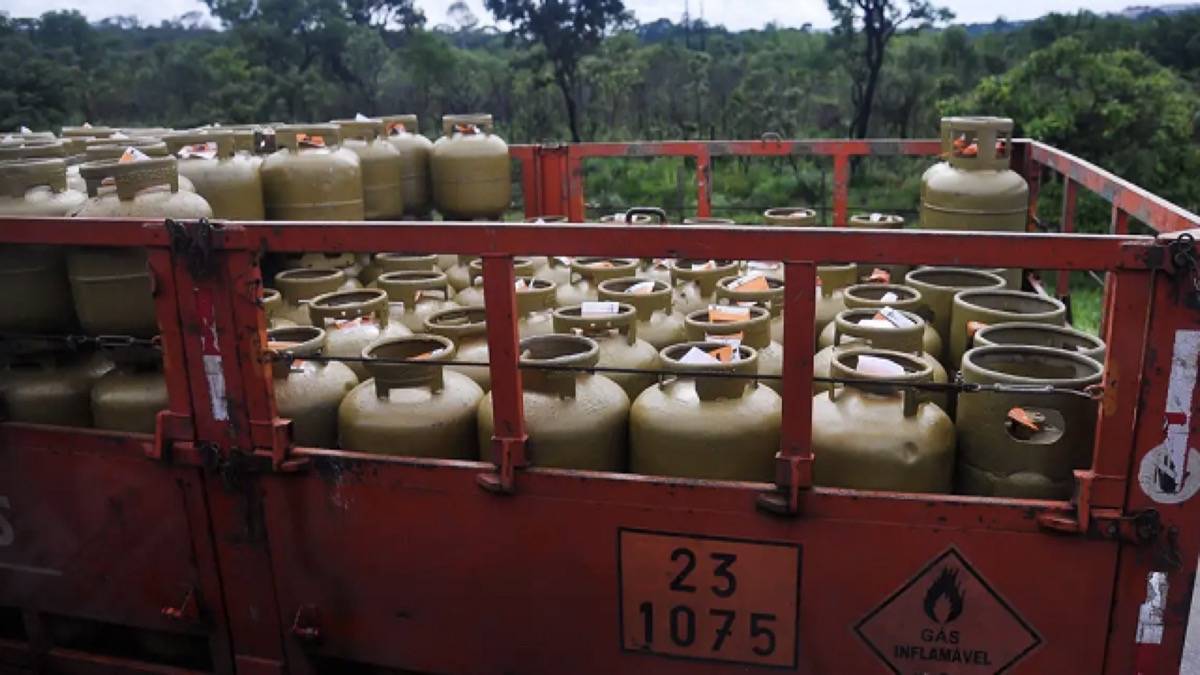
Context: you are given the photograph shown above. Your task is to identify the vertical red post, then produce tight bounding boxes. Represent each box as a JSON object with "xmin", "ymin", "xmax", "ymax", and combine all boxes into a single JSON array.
[
  {"xmin": 538, "ymin": 145, "xmax": 570, "ymax": 219},
  {"xmin": 759, "ymin": 259, "xmax": 815, "ymax": 514},
  {"xmin": 146, "ymin": 247, "xmax": 196, "ymax": 458},
  {"xmin": 1026, "ymin": 161, "xmax": 1042, "ymax": 232},
  {"xmin": 832, "ymin": 154, "xmax": 849, "ymax": 227},
  {"xmin": 517, "ymin": 146, "xmax": 541, "ymax": 219},
  {"xmin": 695, "ymin": 149, "xmax": 712, "ymax": 219},
  {"xmin": 1112, "ymin": 203, "xmax": 1131, "ymax": 235},
  {"xmin": 1058, "ymin": 178, "xmax": 1078, "ymax": 298},
  {"xmin": 478, "ymin": 254, "xmax": 527, "ymax": 493},
  {"xmin": 566, "ymin": 147, "xmax": 587, "ymax": 222}
]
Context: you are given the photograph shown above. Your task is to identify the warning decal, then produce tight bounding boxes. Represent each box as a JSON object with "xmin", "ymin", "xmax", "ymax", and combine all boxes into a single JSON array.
[{"xmin": 855, "ymin": 547, "xmax": 1040, "ymax": 675}]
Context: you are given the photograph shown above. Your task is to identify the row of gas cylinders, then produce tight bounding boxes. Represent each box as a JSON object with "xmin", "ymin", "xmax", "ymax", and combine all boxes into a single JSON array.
[
  {"xmin": 0, "ymin": 113, "xmax": 511, "ymax": 337},
  {"xmin": 258, "ymin": 254, "xmax": 1104, "ymax": 500}
]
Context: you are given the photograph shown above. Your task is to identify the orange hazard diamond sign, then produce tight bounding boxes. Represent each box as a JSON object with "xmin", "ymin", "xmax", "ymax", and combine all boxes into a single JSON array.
[{"xmin": 855, "ymin": 548, "xmax": 1041, "ymax": 674}]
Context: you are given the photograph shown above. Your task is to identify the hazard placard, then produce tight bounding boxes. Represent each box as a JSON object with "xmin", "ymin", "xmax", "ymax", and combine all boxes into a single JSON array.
[
  {"xmin": 856, "ymin": 547, "xmax": 1041, "ymax": 674},
  {"xmin": 618, "ymin": 528, "xmax": 801, "ymax": 668}
]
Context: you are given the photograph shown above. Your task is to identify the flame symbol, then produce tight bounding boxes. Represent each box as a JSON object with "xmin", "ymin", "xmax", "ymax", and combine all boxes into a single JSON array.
[{"xmin": 923, "ymin": 567, "xmax": 966, "ymax": 624}]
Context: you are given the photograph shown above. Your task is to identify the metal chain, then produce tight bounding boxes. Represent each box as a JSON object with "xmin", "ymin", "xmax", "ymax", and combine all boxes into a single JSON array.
[
  {"xmin": 275, "ymin": 352, "xmax": 1104, "ymax": 400},
  {"xmin": 1167, "ymin": 232, "xmax": 1200, "ymax": 293},
  {"xmin": 0, "ymin": 333, "xmax": 160, "ymax": 351}
]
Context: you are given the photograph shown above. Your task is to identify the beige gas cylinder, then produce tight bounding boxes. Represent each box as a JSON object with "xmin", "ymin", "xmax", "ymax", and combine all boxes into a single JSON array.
[
  {"xmin": 261, "ymin": 124, "xmax": 364, "ymax": 221},
  {"xmin": 904, "ymin": 267, "xmax": 1006, "ymax": 365},
  {"xmin": 814, "ymin": 263, "xmax": 858, "ymax": 345},
  {"xmin": 636, "ymin": 258, "xmax": 674, "ymax": 285},
  {"xmin": 338, "ymin": 335, "xmax": 483, "ymax": 458},
  {"xmin": 307, "ymin": 288, "xmax": 411, "ymax": 379},
  {"xmin": 424, "ymin": 306, "xmax": 491, "ymax": 392},
  {"xmin": 973, "ymin": 322, "xmax": 1106, "ymax": 365},
  {"xmin": 516, "ymin": 277, "xmax": 558, "ymax": 338},
  {"xmin": 553, "ymin": 303, "xmax": 658, "ymax": 400},
  {"xmin": 948, "ymin": 289, "xmax": 1066, "ymax": 370},
  {"xmin": 685, "ymin": 305, "xmax": 784, "ymax": 394},
  {"xmin": 361, "ymin": 253, "xmax": 438, "ymax": 285},
  {"xmin": 535, "ymin": 255, "xmax": 574, "ymax": 288},
  {"xmin": 444, "ymin": 255, "xmax": 475, "ymax": 293},
  {"xmin": 379, "ymin": 114, "xmax": 433, "ymax": 216},
  {"xmin": 455, "ymin": 257, "xmax": 537, "ymax": 307},
  {"xmin": 0, "ymin": 343, "xmax": 111, "ymax": 427},
  {"xmin": 278, "ymin": 251, "xmax": 365, "ymax": 283},
  {"xmin": 763, "ymin": 207, "xmax": 817, "ymax": 226},
  {"xmin": 69, "ymin": 158, "xmax": 212, "ymax": 337},
  {"xmin": 822, "ymin": 282, "xmax": 942, "ymax": 358},
  {"xmin": 477, "ymin": 334, "xmax": 629, "ymax": 471},
  {"xmin": 272, "ymin": 268, "xmax": 356, "ymax": 326},
  {"xmin": 430, "ymin": 114, "xmax": 511, "ymax": 219},
  {"xmin": 260, "ymin": 288, "xmax": 296, "ymax": 329},
  {"xmin": 813, "ymin": 309, "xmax": 948, "ymax": 408},
  {"xmin": 0, "ymin": 158, "xmax": 86, "ymax": 332},
  {"xmin": 714, "ymin": 273, "xmax": 785, "ymax": 345},
  {"xmin": 848, "ymin": 213, "xmax": 909, "ymax": 283},
  {"xmin": 266, "ymin": 326, "xmax": 359, "ymax": 448},
  {"xmin": 84, "ymin": 141, "xmax": 198, "ymax": 193},
  {"xmin": 956, "ymin": 345, "xmax": 1103, "ymax": 499},
  {"xmin": 557, "ymin": 257, "xmax": 640, "ymax": 307},
  {"xmin": 813, "ymin": 349, "xmax": 955, "ymax": 493},
  {"xmin": 376, "ymin": 270, "xmax": 458, "ymax": 333},
  {"xmin": 668, "ymin": 259, "xmax": 740, "ymax": 316},
  {"xmin": 597, "ymin": 277, "xmax": 686, "ymax": 350},
  {"xmin": 332, "ymin": 118, "xmax": 405, "ymax": 220},
  {"xmin": 163, "ymin": 130, "xmax": 264, "ymax": 220},
  {"xmin": 630, "ymin": 342, "xmax": 782, "ymax": 481},
  {"xmin": 91, "ymin": 345, "xmax": 169, "ymax": 433}
]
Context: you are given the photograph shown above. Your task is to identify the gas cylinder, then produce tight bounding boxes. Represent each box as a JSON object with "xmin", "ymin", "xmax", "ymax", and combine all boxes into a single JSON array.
[
  {"xmin": 813, "ymin": 349, "xmax": 955, "ymax": 493},
  {"xmin": 0, "ymin": 344, "xmax": 111, "ymax": 427},
  {"xmin": 332, "ymin": 119, "xmax": 404, "ymax": 220},
  {"xmin": 424, "ymin": 306, "xmax": 490, "ymax": 392},
  {"xmin": 272, "ymin": 268, "xmax": 355, "ymax": 326},
  {"xmin": 0, "ymin": 158, "xmax": 86, "ymax": 332},
  {"xmin": 261, "ymin": 124, "xmax": 364, "ymax": 220},
  {"xmin": 260, "ymin": 288, "xmax": 296, "ymax": 329},
  {"xmin": 120, "ymin": 127, "xmax": 175, "ymax": 138},
  {"xmin": 553, "ymin": 303, "xmax": 658, "ymax": 400},
  {"xmin": 822, "ymin": 282, "xmax": 942, "ymax": 358},
  {"xmin": 682, "ymin": 217, "xmax": 735, "ymax": 225},
  {"xmin": 668, "ymin": 259, "xmax": 740, "ymax": 316},
  {"xmin": 848, "ymin": 213, "xmax": 909, "ymax": 282},
  {"xmin": 266, "ymin": 326, "xmax": 359, "ymax": 448},
  {"xmin": 636, "ymin": 258, "xmax": 674, "ymax": 285},
  {"xmin": 956, "ymin": 345, "xmax": 1103, "ymax": 499},
  {"xmin": 597, "ymin": 277, "xmax": 686, "ymax": 350},
  {"xmin": 815, "ymin": 263, "xmax": 859, "ymax": 344},
  {"xmin": 307, "ymin": 288, "xmax": 411, "ymax": 379},
  {"xmin": 376, "ymin": 270, "xmax": 458, "ymax": 333},
  {"xmin": 973, "ymin": 322, "xmax": 1105, "ymax": 365},
  {"xmin": 84, "ymin": 141, "xmax": 198, "ymax": 193},
  {"xmin": 361, "ymin": 253, "xmax": 438, "ymax": 285},
  {"xmin": 162, "ymin": 131, "xmax": 264, "ymax": 220},
  {"xmin": 0, "ymin": 140, "xmax": 84, "ymax": 191},
  {"xmin": 557, "ymin": 257, "xmax": 640, "ymax": 307},
  {"xmin": 599, "ymin": 207, "xmax": 663, "ymax": 224},
  {"xmin": 61, "ymin": 125, "xmax": 114, "ymax": 139},
  {"xmin": 91, "ymin": 345, "xmax": 168, "ymax": 433},
  {"xmin": 714, "ymin": 273, "xmax": 785, "ymax": 345},
  {"xmin": 516, "ymin": 277, "xmax": 557, "ymax": 338},
  {"xmin": 444, "ymin": 255, "xmax": 476, "ymax": 293},
  {"xmin": 763, "ymin": 207, "xmax": 817, "ymax": 226},
  {"xmin": 630, "ymin": 342, "xmax": 782, "ymax": 481},
  {"xmin": 70, "ymin": 158, "xmax": 212, "ymax": 336},
  {"xmin": 380, "ymin": 114, "xmax": 433, "ymax": 216},
  {"xmin": 278, "ymin": 251, "xmax": 365, "ymax": 282},
  {"xmin": 535, "ymin": 256, "xmax": 574, "ymax": 288},
  {"xmin": 455, "ymin": 257, "xmax": 537, "ymax": 307},
  {"xmin": 430, "ymin": 114, "xmax": 511, "ymax": 219},
  {"xmin": 477, "ymin": 334, "xmax": 629, "ymax": 471},
  {"xmin": 948, "ymin": 289, "xmax": 1066, "ymax": 369},
  {"xmin": 904, "ymin": 267, "xmax": 1006, "ymax": 365},
  {"xmin": 339, "ymin": 335, "xmax": 483, "ymax": 458},
  {"xmin": 920, "ymin": 117, "xmax": 1028, "ymax": 289},
  {"xmin": 813, "ymin": 309, "xmax": 948, "ymax": 404},
  {"xmin": 685, "ymin": 305, "xmax": 783, "ymax": 394}
]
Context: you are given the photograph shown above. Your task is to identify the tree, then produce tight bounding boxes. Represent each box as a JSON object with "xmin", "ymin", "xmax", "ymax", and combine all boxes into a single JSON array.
[
  {"xmin": 827, "ymin": 0, "xmax": 951, "ymax": 139},
  {"xmin": 484, "ymin": 0, "xmax": 631, "ymax": 142}
]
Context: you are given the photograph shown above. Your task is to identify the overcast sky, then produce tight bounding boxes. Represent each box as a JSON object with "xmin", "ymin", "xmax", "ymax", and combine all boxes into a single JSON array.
[{"xmin": 0, "ymin": 0, "xmax": 1185, "ymax": 30}]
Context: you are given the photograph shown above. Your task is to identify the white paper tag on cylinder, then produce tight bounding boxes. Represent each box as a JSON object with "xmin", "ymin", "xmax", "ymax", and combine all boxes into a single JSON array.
[
  {"xmin": 627, "ymin": 281, "xmax": 656, "ymax": 294},
  {"xmin": 856, "ymin": 354, "xmax": 905, "ymax": 377},
  {"xmin": 581, "ymin": 301, "xmax": 620, "ymax": 316},
  {"xmin": 355, "ymin": 112, "xmax": 371, "ymax": 121},
  {"xmin": 858, "ymin": 319, "xmax": 893, "ymax": 329},
  {"xmin": 878, "ymin": 306, "xmax": 916, "ymax": 328},
  {"xmin": 680, "ymin": 347, "xmax": 720, "ymax": 364},
  {"xmin": 880, "ymin": 291, "xmax": 899, "ymax": 303}
]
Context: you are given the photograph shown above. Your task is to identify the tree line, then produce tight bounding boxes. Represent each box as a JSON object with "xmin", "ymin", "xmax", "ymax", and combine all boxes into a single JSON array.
[{"xmin": 0, "ymin": 1, "xmax": 1197, "ymax": 218}]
